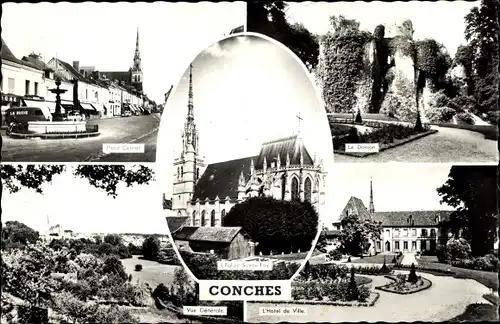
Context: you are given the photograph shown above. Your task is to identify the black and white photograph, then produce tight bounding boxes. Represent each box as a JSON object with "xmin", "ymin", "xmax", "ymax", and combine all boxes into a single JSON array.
[
  {"xmin": 246, "ymin": 163, "xmax": 499, "ymax": 323},
  {"xmin": 1, "ymin": 2, "xmax": 245, "ymax": 162},
  {"xmin": 156, "ymin": 33, "xmax": 335, "ymax": 282},
  {"xmin": 247, "ymin": 1, "xmax": 499, "ymax": 162},
  {"xmin": 0, "ymin": 164, "xmax": 201, "ymax": 323}
]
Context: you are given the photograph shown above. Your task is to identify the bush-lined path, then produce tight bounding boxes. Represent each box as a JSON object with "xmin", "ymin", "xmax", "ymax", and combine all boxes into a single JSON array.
[
  {"xmin": 246, "ymin": 271, "xmax": 495, "ymax": 323},
  {"xmin": 334, "ymin": 125, "xmax": 498, "ymax": 163}
]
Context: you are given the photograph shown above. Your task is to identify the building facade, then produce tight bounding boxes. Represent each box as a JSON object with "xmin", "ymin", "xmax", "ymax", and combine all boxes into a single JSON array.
[
  {"xmin": 168, "ymin": 64, "xmax": 326, "ymax": 228},
  {"xmin": 332, "ymin": 179, "xmax": 453, "ymax": 255}
]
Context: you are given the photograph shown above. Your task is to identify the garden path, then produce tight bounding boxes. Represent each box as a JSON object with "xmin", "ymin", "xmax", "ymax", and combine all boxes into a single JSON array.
[
  {"xmin": 246, "ymin": 271, "xmax": 492, "ymax": 323},
  {"xmin": 334, "ymin": 126, "xmax": 498, "ymax": 163},
  {"xmin": 401, "ymin": 253, "xmax": 418, "ymax": 266}
]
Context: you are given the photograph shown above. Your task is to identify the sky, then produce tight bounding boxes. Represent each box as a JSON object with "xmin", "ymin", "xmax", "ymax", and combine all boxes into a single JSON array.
[
  {"xmin": 156, "ymin": 34, "xmax": 335, "ymax": 220},
  {"xmin": 2, "ymin": 164, "xmax": 167, "ymax": 234},
  {"xmin": 1, "ymin": 2, "xmax": 246, "ymax": 103},
  {"xmin": 327, "ymin": 163, "xmax": 458, "ymax": 226},
  {"xmin": 285, "ymin": 1, "xmax": 479, "ymax": 57}
]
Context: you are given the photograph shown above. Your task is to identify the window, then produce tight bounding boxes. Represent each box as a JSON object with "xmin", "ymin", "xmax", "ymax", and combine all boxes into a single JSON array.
[
  {"xmin": 25, "ymin": 80, "xmax": 30, "ymax": 95},
  {"xmin": 421, "ymin": 229, "xmax": 427, "ymax": 237},
  {"xmin": 377, "ymin": 241, "xmax": 381, "ymax": 250},
  {"xmin": 403, "ymin": 228, "xmax": 408, "ymax": 237},
  {"xmin": 403, "ymin": 241, "xmax": 408, "ymax": 250},
  {"xmin": 291, "ymin": 177, "xmax": 299, "ymax": 201},
  {"xmin": 86, "ymin": 89, "xmax": 88, "ymax": 99},
  {"xmin": 412, "ymin": 229, "xmax": 417, "ymax": 236},
  {"xmin": 395, "ymin": 241, "xmax": 400, "ymax": 250},
  {"xmin": 395, "ymin": 229, "xmax": 400, "ymax": 237},
  {"xmin": 385, "ymin": 229, "xmax": 390, "ymax": 236},
  {"xmin": 430, "ymin": 229, "xmax": 436, "ymax": 237},
  {"xmin": 210, "ymin": 210, "xmax": 216, "ymax": 227},
  {"xmin": 34, "ymin": 82, "xmax": 38, "ymax": 96},
  {"xmin": 8, "ymin": 78, "xmax": 14, "ymax": 93},
  {"xmin": 196, "ymin": 168, "xmax": 200, "ymax": 180},
  {"xmin": 221, "ymin": 209, "xmax": 226, "ymax": 225},
  {"xmin": 177, "ymin": 211, "xmax": 182, "ymax": 217},
  {"xmin": 201, "ymin": 210, "xmax": 206, "ymax": 226},
  {"xmin": 304, "ymin": 177, "xmax": 312, "ymax": 202},
  {"xmin": 281, "ymin": 175, "xmax": 286, "ymax": 200},
  {"xmin": 181, "ymin": 166, "xmax": 184, "ymax": 177},
  {"xmin": 192, "ymin": 211, "xmax": 196, "ymax": 226},
  {"xmin": 412, "ymin": 241, "xmax": 416, "ymax": 250}
]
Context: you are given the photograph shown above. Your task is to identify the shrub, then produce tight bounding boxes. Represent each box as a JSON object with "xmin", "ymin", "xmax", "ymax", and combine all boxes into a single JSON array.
[
  {"xmin": 427, "ymin": 106, "xmax": 457, "ymax": 123},
  {"xmin": 346, "ymin": 267, "xmax": 359, "ymax": 301},
  {"xmin": 355, "ymin": 109, "xmax": 363, "ymax": 123},
  {"xmin": 392, "ymin": 256, "xmax": 397, "ymax": 263},
  {"xmin": 456, "ymin": 112, "xmax": 475, "ymax": 125},
  {"xmin": 134, "ymin": 264, "xmax": 142, "ymax": 272},
  {"xmin": 439, "ymin": 238, "xmax": 471, "ymax": 263},
  {"xmin": 347, "ymin": 256, "xmax": 351, "ymax": 263},
  {"xmin": 328, "ymin": 249, "xmax": 343, "ymax": 261},
  {"xmin": 408, "ymin": 263, "xmax": 418, "ymax": 283}
]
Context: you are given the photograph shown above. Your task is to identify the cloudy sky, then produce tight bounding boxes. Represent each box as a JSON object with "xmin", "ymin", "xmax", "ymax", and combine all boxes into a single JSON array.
[
  {"xmin": 327, "ymin": 163, "xmax": 461, "ymax": 226},
  {"xmin": 2, "ymin": 164, "xmax": 166, "ymax": 234},
  {"xmin": 1, "ymin": 2, "xmax": 245, "ymax": 103},
  {"xmin": 286, "ymin": 1, "xmax": 479, "ymax": 57},
  {"xmin": 156, "ymin": 34, "xmax": 335, "ymax": 220}
]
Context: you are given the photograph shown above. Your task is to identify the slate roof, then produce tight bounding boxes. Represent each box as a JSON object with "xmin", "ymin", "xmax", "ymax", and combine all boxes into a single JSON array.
[
  {"xmin": 373, "ymin": 210, "xmax": 453, "ymax": 227},
  {"xmin": 1, "ymin": 38, "xmax": 22, "ymax": 64},
  {"xmin": 339, "ymin": 196, "xmax": 373, "ymax": 221},
  {"xmin": 254, "ymin": 135, "xmax": 314, "ymax": 169},
  {"xmin": 166, "ymin": 216, "xmax": 190, "ymax": 234},
  {"xmin": 21, "ymin": 55, "xmax": 49, "ymax": 71},
  {"xmin": 172, "ymin": 226, "xmax": 243, "ymax": 243},
  {"xmin": 192, "ymin": 156, "xmax": 257, "ymax": 201},
  {"xmin": 99, "ymin": 71, "xmax": 131, "ymax": 83}
]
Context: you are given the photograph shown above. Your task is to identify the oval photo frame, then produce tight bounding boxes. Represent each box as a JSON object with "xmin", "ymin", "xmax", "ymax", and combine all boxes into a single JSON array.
[{"xmin": 156, "ymin": 32, "xmax": 334, "ymax": 283}]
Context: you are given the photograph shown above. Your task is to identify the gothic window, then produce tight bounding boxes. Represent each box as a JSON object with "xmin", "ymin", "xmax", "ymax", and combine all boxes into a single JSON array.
[
  {"xmin": 281, "ymin": 175, "xmax": 286, "ymax": 200},
  {"xmin": 210, "ymin": 210, "xmax": 216, "ymax": 227},
  {"xmin": 181, "ymin": 166, "xmax": 184, "ymax": 177},
  {"xmin": 221, "ymin": 209, "xmax": 226, "ymax": 225},
  {"xmin": 201, "ymin": 210, "xmax": 206, "ymax": 226},
  {"xmin": 291, "ymin": 177, "xmax": 299, "ymax": 201},
  {"xmin": 304, "ymin": 177, "xmax": 312, "ymax": 202},
  {"xmin": 192, "ymin": 211, "xmax": 196, "ymax": 226},
  {"xmin": 177, "ymin": 211, "xmax": 182, "ymax": 217}
]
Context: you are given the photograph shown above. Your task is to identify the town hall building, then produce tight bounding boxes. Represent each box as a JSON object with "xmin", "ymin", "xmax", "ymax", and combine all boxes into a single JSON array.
[
  {"xmin": 166, "ymin": 64, "xmax": 326, "ymax": 230},
  {"xmin": 331, "ymin": 179, "xmax": 453, "ymax": 255}
]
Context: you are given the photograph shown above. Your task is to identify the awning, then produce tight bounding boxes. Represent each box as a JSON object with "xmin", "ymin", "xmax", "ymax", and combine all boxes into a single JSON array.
[
  {"xmin": 80, "ymin": 103, "xmax": 97, "ymax": 113},
  {"xmin": 91, "ymin": 103, "xmax": 104, "ymax": 113},
  {"xmin": 129, "ymin": 104, "xmax": 138, "ymax": 113},
  {"xmin": 23, "ymin": 99, "xmax": 55, "ymax": 117}
]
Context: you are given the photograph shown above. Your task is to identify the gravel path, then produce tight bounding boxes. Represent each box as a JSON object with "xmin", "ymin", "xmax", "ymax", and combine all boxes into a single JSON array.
[
  {"xmin": 334, "ymin": 126, "xmax": 498, "ymax": 163},
  {"xmin": 246, "ymin": 271, "xmax": 493, "ymax": 323}
]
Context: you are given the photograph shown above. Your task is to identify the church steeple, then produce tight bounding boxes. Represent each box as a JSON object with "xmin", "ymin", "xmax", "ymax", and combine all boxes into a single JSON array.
[
  {"xmin": 183, "ymin": 64, "xmax": 197, "ymax": 154},
  {"xmin": 131, "ymin": 27, "xmax": 143, "ymax": 92},
  {"xmin": 187, "ymin": 64, "xmax": 194, "ymax": 121},
  {"xmin": 369, "ymin": 177, "xmax": 375, "ymax": 213},
  {"xmin": 133, "ymin": 28, "xmax": 141, "ymax": 71}
]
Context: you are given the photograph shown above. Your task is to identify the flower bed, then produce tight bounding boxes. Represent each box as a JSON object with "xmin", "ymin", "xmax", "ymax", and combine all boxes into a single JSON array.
[
  {"xmin": 250, "ymin": 292, "xmax": 380, "ymax": 307},
  {"xmin": 375, "ymin": 274, "xmax": 432, "ymax": 294},
  {"xmin": 291, "ymin": 276, "xmax": 372, "ymax": 303},
  {"xmin": 332, "ymin": 121, "xmax": 437, "ymax": 157}
]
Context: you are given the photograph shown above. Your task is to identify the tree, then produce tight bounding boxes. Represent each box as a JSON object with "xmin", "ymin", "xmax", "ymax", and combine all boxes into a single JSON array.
[
  {"xmin": 415, "ymin": 108, "xmax": 423, "ymax": 131},
  {"xmin": 346, "ymin": 266, "xmax": 359, "ymax": 301},
  {"xmin": 1, "ymin": 165, "xmax": 154, "ymax": 198},
  {"xmin": 355, "ymin": 108, "xmax": 363, "ymax": 123},
  {"xmin": 339, "ymin": 213, "xmax": 382, "ymax": 256},
  {"xmin": 103, "ymin": 234, "xmax": 122, "ymax": 247},
  {"xmin": 142, "ymin": 235, "xmax": 161, "ymax": 261},
  {"xmin": 101, "ymin": 255, "xmax": 128, "ymax": 282},
  {"xmin": 464, "ymin": 0, "xmax": 500, "ymax": 115},
  {"xmin": 223, "ymin": 196, "xmax": 319, "ymax": 254},
  {"xmin": 437, "ymin": 165, "xmax": 498, "ymax": 256},
  {"xmin": 247, "ymin": 2, "xmax": 319, "ymax": 71},
  {"xmin": 314, "ymin": 229, "xmax": 328, "ymax": 253},
  {"xmin": 1, "ymin": 221, "xmax": 40, "ymax": 250}
]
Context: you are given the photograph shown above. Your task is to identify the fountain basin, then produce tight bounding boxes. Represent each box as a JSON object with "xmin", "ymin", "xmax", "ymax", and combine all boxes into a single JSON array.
[{"xmin": 28, "ymin": 121, "xmax": 87, "ymax": 134}]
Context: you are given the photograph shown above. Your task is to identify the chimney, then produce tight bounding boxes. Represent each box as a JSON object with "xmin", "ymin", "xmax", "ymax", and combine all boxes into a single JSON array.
[
  {"xmin": 72, "ymin": 61, "xmax": 80, "ymax": 71},
  {"xmin": 92, "ymin": 71, "xmax": 99, "ymax": 80}
]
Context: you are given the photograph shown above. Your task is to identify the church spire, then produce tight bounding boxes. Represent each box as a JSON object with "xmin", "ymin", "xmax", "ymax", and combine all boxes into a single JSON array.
[
  {"xmin": 369, "ymin": 177, "xmax": 375, "ymax": 213},
  {"xmin": 133, "ymin": 27, "xmax": 142, "ymax": 71},
  {"xmin": 187, "ymin": 64, "xmax": 194, "ymax": 121}
]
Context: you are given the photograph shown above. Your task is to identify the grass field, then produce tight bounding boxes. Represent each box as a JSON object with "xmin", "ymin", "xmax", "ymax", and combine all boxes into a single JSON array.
[
  {"xmin": 122, "ymin": 255, "xmax": 182, "ymax": 289},
  {"xmin": 449, "ymin": 303, "xmax": 499, "ymax": 322},
  {"xmin": 264, "ymin": 250, "xmax": 322, "ymax": 261},
  {"xmin": 351, "ymin": 253, "xmax": 398, "ymax": 264},
  {"xmin": 431, "ymin": 123, "xmax": 498, "ymax": 140},
  {"xmin": 418, "ymin": 256, "xmax": 498, "ymax": 291}
]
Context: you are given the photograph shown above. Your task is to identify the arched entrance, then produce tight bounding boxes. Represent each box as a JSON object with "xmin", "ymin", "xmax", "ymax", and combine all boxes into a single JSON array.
[{"xmin": 385, "ymin": 241, "xmax": 391, "ymax": 252}]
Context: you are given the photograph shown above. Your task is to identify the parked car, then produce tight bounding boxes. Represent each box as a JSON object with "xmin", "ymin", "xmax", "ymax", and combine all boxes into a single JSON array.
[
  {"xmin": 65, "ymin": 111, "xmax": 85, "ymax": 122},
  {"xmin": 122, "ymin": 110, "xmax": 132, "ymax": 117}
]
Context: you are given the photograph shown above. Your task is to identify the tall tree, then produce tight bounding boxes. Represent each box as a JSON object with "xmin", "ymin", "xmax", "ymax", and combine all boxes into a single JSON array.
[
  {"xmin": 339, "ymin": 213, "xmax": 382, "ymax": 256},
  {"xmin": 1, "ymin": 165, "xmax": 154, "ymax": 198},
  {"xmin": 247, "ymin": 1, "xmax": 319, "ymax": 71},
  {"xmin": 437, "ymin": 165, "xmax": 498, "ymax": 256},
  {"xmin": 464, "ymin": 0, "xmax": 500, "ymax": 115},
  {"xmin": 1, "ymin": 221, "xmax": 40, "ymax": 250}
]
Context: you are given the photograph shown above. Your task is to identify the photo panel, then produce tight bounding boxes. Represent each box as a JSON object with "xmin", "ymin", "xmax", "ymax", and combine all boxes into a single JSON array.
[
  {"xmin": 246, "ymin": 162, "xmax": 499, "ymax": 323},
  {"xmin": 247, "ymin": 1, "xmax": 499, "ymax": 163},
  {"xmin": 156, "ymin": 33, "xmax": 335, "ymax": 283},
  {"xmin": 1, "ymin": 2, "xmax": 245, "ymax": 163}
]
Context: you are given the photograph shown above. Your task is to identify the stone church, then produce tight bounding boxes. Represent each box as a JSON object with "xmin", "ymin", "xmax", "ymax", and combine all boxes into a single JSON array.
[
  {"xmin": 168, "ymin": 64, "xmax": 326, "ymax": 229},
  {"xmin": 331, "ymin": 179, "xmax": 453, "ymax": 255}
]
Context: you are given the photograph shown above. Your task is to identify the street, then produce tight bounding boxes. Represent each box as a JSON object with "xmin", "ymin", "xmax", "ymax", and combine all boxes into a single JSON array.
[{"xmin": 1, "ymin": 113, "xmax": 161, "ymax": 162}]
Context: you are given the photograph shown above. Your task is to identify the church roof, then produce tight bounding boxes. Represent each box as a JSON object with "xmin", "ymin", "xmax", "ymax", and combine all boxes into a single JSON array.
[
  {"xmin": 373, "ymin": 210, "xmax": 452, "ymax": 227},
  {"xmin": 254, "ymin": 135, "xmax": 314, "ymax": 169},
  {"xmin": 166, "ymin": 216, "xmax": 190, "ymax": 234},
  {"xmin": 339, "ymin": 196, "xmax": 373, "ymax": 221},
  {"xmin": 192, "ymin": 156, "xmax": 257, "ymax": 201},
  {"xmin": 172, "ymin": 226, "xmax": 244, "ymax": 243},
  {"xmin": 99, "ymin": 71, "xmax": 131, "ymax": 83}
]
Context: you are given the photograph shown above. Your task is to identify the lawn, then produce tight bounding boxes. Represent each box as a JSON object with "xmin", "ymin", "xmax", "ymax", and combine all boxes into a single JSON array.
[
  {"xmin": 122, "ymin": 255, "xmax": 182, "ymax": 289},
  {"xmin": 432, "ymin": 123, "xmax": 498, "ymax": 140},
  {"xmin": 449, "ymin": 303, "xmax": 499, "ymax": 322},
  {"xmin": 418, "ymin": 256, "xmax": 499, "ymax": 291},
  {"xmin": 264, "ymin": 250, "xmax": 321, "ymax": 261},
  {"xmin": 351, "ymin": 253, "xmax": 398, "ymax": 264}
]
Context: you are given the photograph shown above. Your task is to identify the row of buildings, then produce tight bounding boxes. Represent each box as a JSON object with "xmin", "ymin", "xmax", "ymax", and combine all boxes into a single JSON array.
[{"xmin": 1, "ymin": 29, "xmax": 156, "ymax": 120}]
